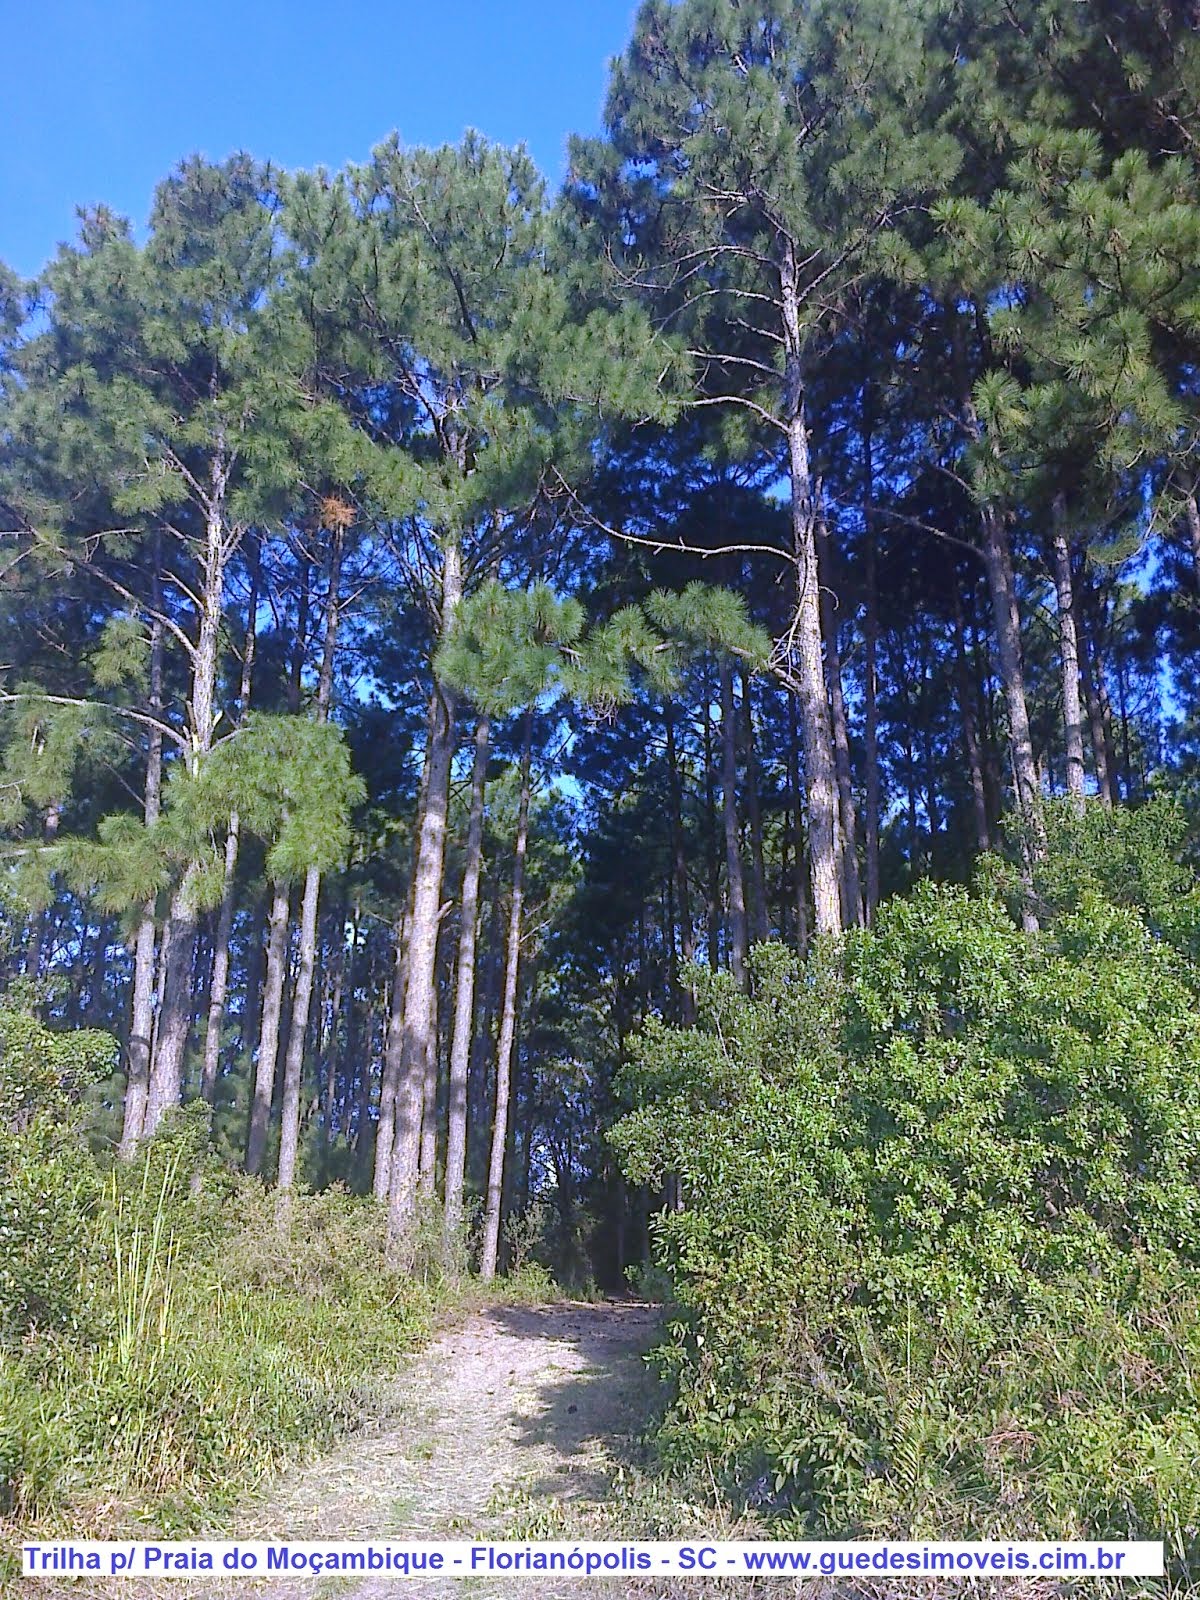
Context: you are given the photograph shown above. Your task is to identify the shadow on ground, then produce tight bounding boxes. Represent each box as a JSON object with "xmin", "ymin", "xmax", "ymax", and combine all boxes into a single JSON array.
[{"xmin": 485, "ymin": 1302, "xmax": 662, "ymax": 1502}]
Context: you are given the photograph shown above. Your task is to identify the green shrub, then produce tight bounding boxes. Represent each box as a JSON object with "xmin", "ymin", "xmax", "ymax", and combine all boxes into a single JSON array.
[
  {"xmin": 0, "ymin": 1009, "xmax": 112, "ymax": 1340},
  {"xmin": 612, "ymin": 822, "xmax": 1200, "ymax": 1568}
]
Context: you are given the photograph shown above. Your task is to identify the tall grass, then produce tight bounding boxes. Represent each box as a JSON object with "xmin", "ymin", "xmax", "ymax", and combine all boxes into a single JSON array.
[
  {"xmin": 110, "ymin": 1150, "xmax": 181, "ymax": 1379},
  {"xmin": 1, "ymin": 1180, "xmax": 438, "ymax": 1539}
]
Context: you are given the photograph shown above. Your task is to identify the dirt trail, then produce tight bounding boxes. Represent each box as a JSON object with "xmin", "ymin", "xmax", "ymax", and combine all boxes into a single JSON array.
[{"xmin": 127, "ymin": 1301, "xmax": 657, "ymax": 1600}]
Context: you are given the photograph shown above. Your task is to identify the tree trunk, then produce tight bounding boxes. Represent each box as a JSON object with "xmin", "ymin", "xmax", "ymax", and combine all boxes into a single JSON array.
[
  {"xmin": 951, "ymin": 316, "xmax": 1040, "ymax": 859},
  {"xmin": 953, "ymin": 587, "xmax": 991, "ymax": 853},
  {"xmin": 718, "ymin": 658, "xmax": 748, "ymax": 986},
  {"xmin": 701, "ymin": 686, "xmax": 721, "ymax": 970},
  {"xmin": 373, "ymin": 915, "xmax": 408, "ymax": 1199},
  {"xmin": 1186, "ymin": 490, "xmax": 1200, "ymax": 588},
  {"xmin": 375, "ymin": 687, "xmax": 439, "ymax": 1201},
  {"xmin": 1078, "ymin": 573, "xmax": 1118, "ymax": 804},
  {"xmin": 1051, "ymin": 499, "xmax": 1086, "ymax": 814},
  {"xmin": 480, "ymin": 711, "xmax": 532, "ymax": 1281},
  {"xmin": 443, "ymin": 712, "xmax": 490, "ymax": 1255},
  {"xmin": 146, "ymin": 448, "xmax": 230, "ymax": 1133},
  {"xmin": 200, "ymin": 535, "xmax": 260, "ymax": 1105},
  {"xmin": 468, "ymin": 890, "xmax": 502, "ymax": 1193},
  {"xmin": 245, "ymin": 878, "xmax": 290, "ymax": 1176},
  {"xmin": 1075, "ymin": 588, "xmax": 1114, "ymax": 806},
  {"xmin": 816, "ymin": 512, "xmax": 863, "ymax": 925},
  {"xmin": 320, "ymin": 892, "xmax": 349, "ymax": 1143},
  {"xmin": 780, "ymin": 250, "xmax": 842, "ymax": 936},
  {"xmin": 786, "ymin": 694, "xmax": 810, "ymax": 955},
  {"xmin": 120, "ymin": 565, "xmax": 164, "ymax": 1156},
  {"xmin": 418, "ymin": 959, "xmax": 441, "ymax": 1200},
  {"xmin": 980, "ymin": 508, "xmax": 1040, "ymax": 829},
  {"xmin": 387, "ymin": 547, "xmax": 462, "ymax": 1257},
  {"xmin": 238, "ymin": 886, "xmax": 268, "ymax": 1064},
  {"xmin": 277, "ymin": 524, "xmax": 344, "ymax": 1195},
  {"xmin": 861, "ymin": 398, "xmax": 882, "ymax": 923},
  {"xmin": 275, "ymin": 866, "xmax": 319, "ymax": 1193},
  {"xmin": 664, "ymin": 701, "xmax": 695, "ymax": 1023},
  {"xmin": 921, "ymin": 644, "xmax": 942, "ymax": 868}
]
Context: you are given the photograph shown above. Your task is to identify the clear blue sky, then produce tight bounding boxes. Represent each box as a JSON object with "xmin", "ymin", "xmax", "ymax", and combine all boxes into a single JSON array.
[{"xmin": 1, "ymin": 0, "xmax": 639, "ymax": 279}]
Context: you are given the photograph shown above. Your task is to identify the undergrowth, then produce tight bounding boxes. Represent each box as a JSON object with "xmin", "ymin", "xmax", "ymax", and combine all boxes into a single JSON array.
[
  {"xmin": 613, "ymin": 805, "xmax": 1200, "ymax": 1590},
  {"xmin": 0, "ymin": 1043, "xmax": 559, "ymax": 1577},
  {"xmin": 0, "ymin": 1132, "xmax": 444, "ymax": 1550}
]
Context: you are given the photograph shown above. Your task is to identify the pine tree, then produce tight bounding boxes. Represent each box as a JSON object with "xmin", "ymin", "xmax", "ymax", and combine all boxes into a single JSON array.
[
  {"xmin": 570, "ymin": 0, "xmax": 959, "ymax": 933},
  {"xmin": 285, "ymin": 135, "xmax": 675, "ymax": 1256}
]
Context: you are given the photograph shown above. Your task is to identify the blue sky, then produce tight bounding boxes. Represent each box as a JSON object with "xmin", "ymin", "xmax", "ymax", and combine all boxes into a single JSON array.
[{"xmin": 1, "ymin": 0, "xmax": 639, "ymax": 279}]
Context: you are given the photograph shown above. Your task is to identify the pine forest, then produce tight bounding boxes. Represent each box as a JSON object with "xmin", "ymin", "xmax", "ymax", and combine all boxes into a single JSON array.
[{"xmin": 6, "ymin": 0, "xmax": 1200, "ymax": 1582}]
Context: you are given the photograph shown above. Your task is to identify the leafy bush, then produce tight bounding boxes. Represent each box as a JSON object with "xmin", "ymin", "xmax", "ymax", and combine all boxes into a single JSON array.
[
  {"xmin": 612, "ymin": 818, "xmax": 1200, "ymax": 1565},
  {"xmin": 0, "ymin": 1009, "xmax": 112, "ymax": 1340}
]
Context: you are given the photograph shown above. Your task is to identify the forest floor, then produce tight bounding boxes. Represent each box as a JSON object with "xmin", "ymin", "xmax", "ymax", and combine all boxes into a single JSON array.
[{"xmin": 23, "ymin": 1300, "xmax": 1074, "ymax": 1600}]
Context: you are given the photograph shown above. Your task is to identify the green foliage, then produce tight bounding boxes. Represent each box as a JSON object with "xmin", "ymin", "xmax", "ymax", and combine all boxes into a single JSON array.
[
  {"xmin": 0, "ymin": 1010, "xmax": 114, "ymax": 1341},
  {"xmin": 437, "ymin": 580, "xmax": 693, "ymax": 717},
  {"xmin": 436, "ymin": 582, "xmax": 587, "ymax": 715},
  {"xmin": 645, "ymin": 584, "xmax": 772, "ymax": 672},
  {"xmin": 0, "ymin": 1150, "xmax": 435, "ymax": 1526},
  {"xmin": 613, "ymin": 826, "xmax": 1200, "ymax": 1559},
  {"xmin": 0, "ymin": 1022, "xmax": 441, "ymax": 1527},
  {"xmin": 192, "ymin": 713, "xmax": 366, "ymax": 881},
  {"xmin": 62, "ymin": 714, "xmax": 366, "ymax": 914},
  {"xmin": 981, "ymin": 797, "xmax": 1200, "ymax": 961},
  {"xmin": 0, "ymin": 695, "xmax": 87, "ymax": 831}
]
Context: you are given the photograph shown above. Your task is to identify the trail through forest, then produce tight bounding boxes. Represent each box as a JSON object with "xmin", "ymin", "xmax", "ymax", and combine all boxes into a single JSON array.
[{"xmin": 102, "ymin": 1301, "xmax": 661, "ymax": 1600}]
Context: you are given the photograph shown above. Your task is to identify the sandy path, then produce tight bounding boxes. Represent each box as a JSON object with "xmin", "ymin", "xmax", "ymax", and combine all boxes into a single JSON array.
[
  {"xmin": 232, "ymin": 1299, "xmax": 659, "ymax": 1597},
  {"xmin": 48, "ymin": 1301, "xmax": 659, "ymax": 1600}
]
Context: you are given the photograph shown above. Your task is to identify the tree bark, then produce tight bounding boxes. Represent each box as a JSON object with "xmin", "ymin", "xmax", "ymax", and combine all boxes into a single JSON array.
[
  {"xmin": 146, "ymin": 446, "xmax": 230, "ymax": 1133},
  {"xmin": 480, "ymin": 711, "xmax": 533, "ymax": 1281},
  {"xmin": 200, "ymin": 535, "xmax": 260, "ymax": 1106},
  {"xmin": 387, "ymin": 544, "xmax": 463, "ymax": 1257},
  {"xmin": 981, "ymin": 514, "xmax": 1040, "ymax": 827},
  {"xmin": 278, "ymin": 523, "xmax": 344, "ymax": 1195},
  {"xmin": 718, "ymin": 658, "xmax": 748, "ymax": 986},
  {"xmin": 953, "ymin": 587, "xmax": 991, "ymax": 853},
  {"xmin": 120, "ymin": 575, "xmax": 164, "ymax": 1157},
  {"xmin": 1051, "ymin": 499, "xmax": 1087, "ymax": 815},
  {"xmin": 443, "ymin": 712, "xmax": 490, "ymax": 1255},
  {"xmin": 816, "ymin": 512, "xmax": 863, "ymax": 925},
  {"xmin": 951, "ymin": 314, "xmax": 1041, "ymax": 860},
  {"xmin": 739, "ymin": 672, "xmax": 770, "ymax": 945},
  {"xmin": 701, "ymin": 685, "xmax": 721, "ymax": 970},
  {"xmin": 855, "ymin": 375, "xmax": 882, "ymax": 898},
  {"xmin": 1075, "ymin": 587, "xmax": 1114, "ymax": 807},
  {"xmin": 1077, "ymin": 573, "xmax": 1118, "ymax": 805},
  {"xmin": 1186, "ymin": 490, "xmax": 1200, "ymax": 588},
  {"xmin": 786, "ymin": 694, "xmax": 810, "ymax": 956},
  {"xmin": 245, "ymin": 878, "xmax": 290, "ymax": 1176},
  {"xmin": 664, "ymin": 701, "xmax": 695, "ymax": 1023},
  {"xmin": 320, "ymin": 890, "xmax": 349, "ymax": 1143},
  {"xmin": 780, "ymin": 248, "xmax": 842, "ymax": 936},
  {"xmin": 863, "ymin": 455, "xmax": 882, "ymax": 924},
  {"xmin": 417, "ymin": 958, "xmax": 441, "ymax": 1200},
  {"xmin": 373, "ymin": 914, "xmax": 408, "ymax": 1200}
]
